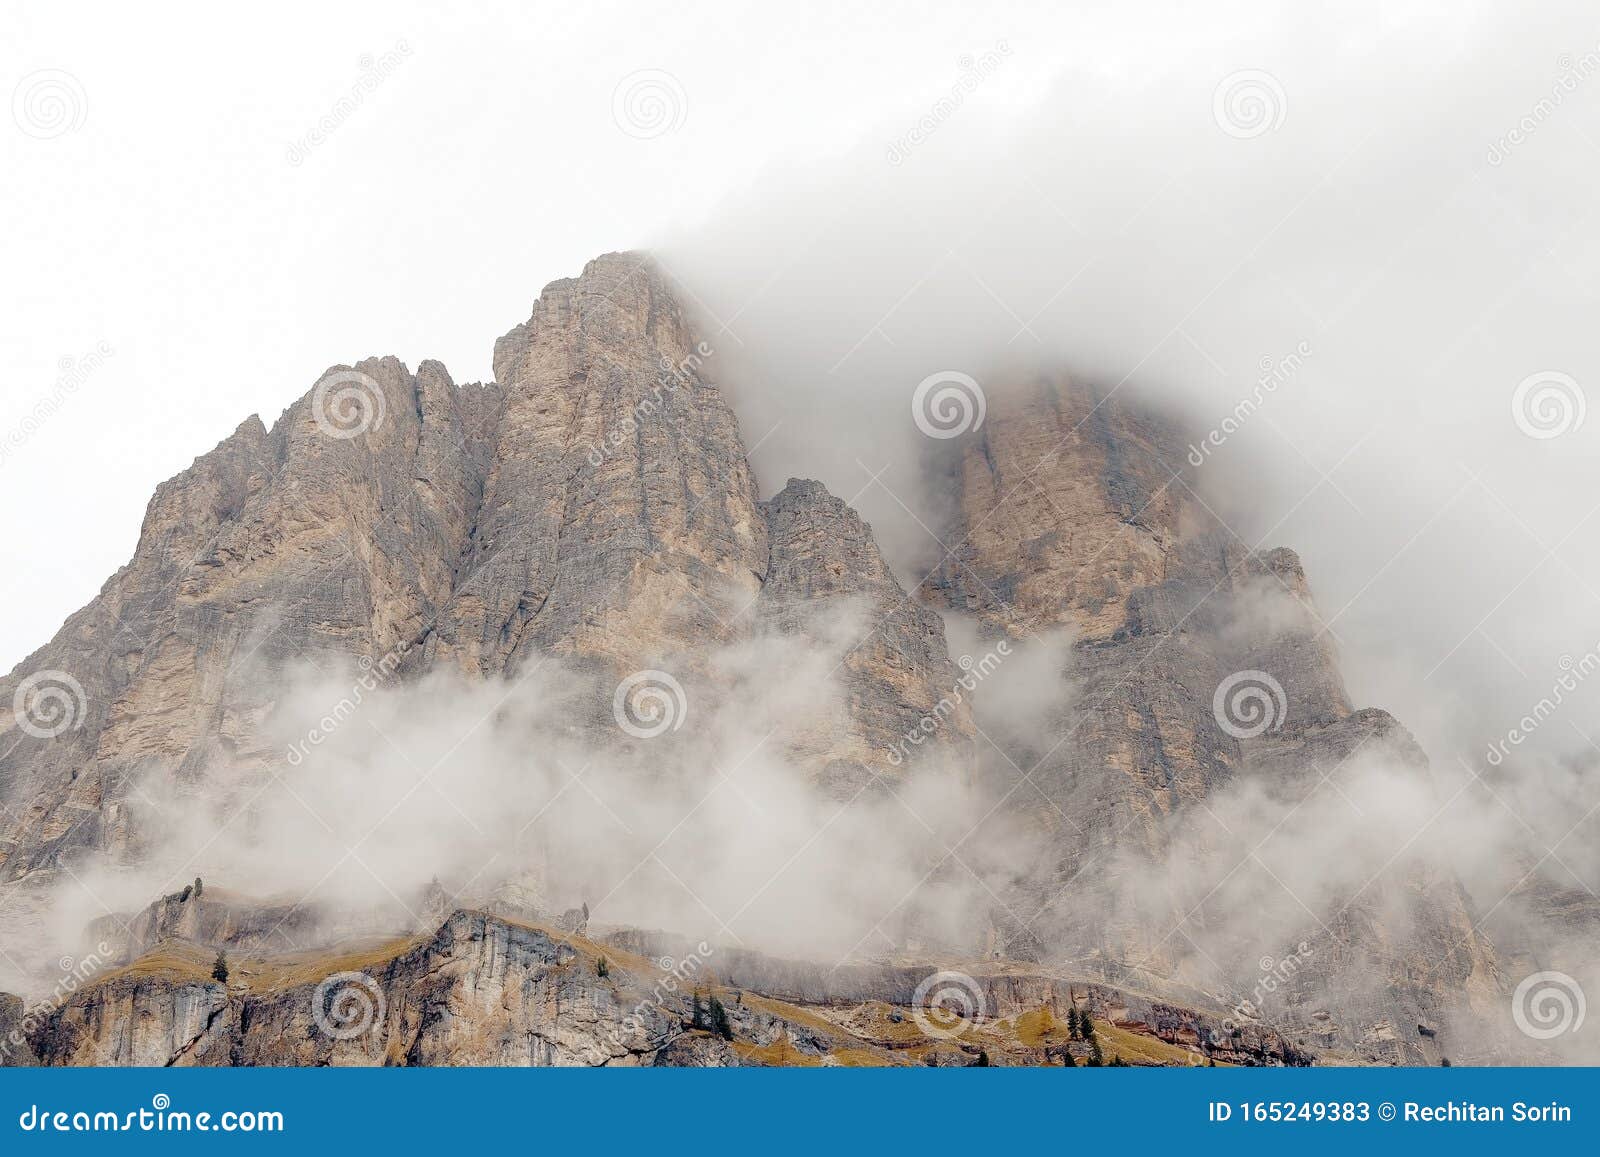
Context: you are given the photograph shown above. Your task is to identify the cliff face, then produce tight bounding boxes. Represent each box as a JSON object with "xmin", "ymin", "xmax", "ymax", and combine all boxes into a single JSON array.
[
  {"xmin": 17, "ymin": 909, "xmax": 1308, "ymax": 1068},
  {"xmin": 758, "ymin": 478, "xmax": 973, "ymax": 791},
  {"xmin": 0, "ymin": 255, "xmax": 955, "ymax": 884},
  {"xmin": 921, "ymin": 375, "xmax": 1499, "ymax": 1063},
  {"xmin": 0, "ymin": 356, "xmax": 496, "ymax": 877},
  {"xmin": 0, "ymin": 253, "xmax": 1503, "ymax": 1065},
  {"xmin": 425, "ymin": 256, "xmax": 769, "ymax": 676}
]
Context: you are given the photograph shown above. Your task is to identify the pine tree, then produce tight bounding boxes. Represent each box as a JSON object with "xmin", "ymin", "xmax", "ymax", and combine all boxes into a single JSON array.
[
  {"xmin": 1066, "ymin": 1007, "xmax": 1080, "ymax": 1039},
  {"xmin": 691, "ymin": 991, "xmax": 708, "ymax": 1031},
  {"xmin": 596, "ymin": 955, "xmax": 609, "ymax": 978},
  {"xmin": 974, "ymin": 1049, "xmax": 991, "ymax": 1067},
  {"xmin": 1087, "ymin": 1037, "xmax": 1104, "ymax": 1066},
  {"xmin": 708, "ymin": 992, "xmax": 733, "ymax": 1040},
  {"xmin": 211, "ymin": 951, "xmax": 229, "ymax": 984},
  {"xmin": 1080, "ymin": 1011, "xmax": 1096, "ymax": 1040}
]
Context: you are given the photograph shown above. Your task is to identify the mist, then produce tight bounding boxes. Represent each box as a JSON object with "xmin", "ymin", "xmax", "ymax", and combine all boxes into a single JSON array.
[
  {"xmin": 4, "ymin": 0, "xmax": 1598, "ymax": 1065},
  {"xmin": 642, "ymin": 0, "xmax": 1600, "ymax": 1056}
]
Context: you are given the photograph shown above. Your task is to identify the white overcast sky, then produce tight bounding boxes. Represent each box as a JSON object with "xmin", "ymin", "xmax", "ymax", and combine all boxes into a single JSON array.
[
  {"xmin": 4, "ymin": 0, "xmax": 1600, "ymax": 776},
  {"xmin": 1, "ymin": 0, "xmax": 1061, "ymax": 665}
]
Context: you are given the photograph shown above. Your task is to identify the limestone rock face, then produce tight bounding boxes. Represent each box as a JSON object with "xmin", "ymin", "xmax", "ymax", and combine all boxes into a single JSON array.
[
  {"xmin": 0, "ymin": 254, "xmax": 951, "ymax": 881},
  {"xmin": 425, "ymin": 253, "xmax": 768, "ymax": 677},
  {"xmin": 17, "ymin": 909, "xmax": 1309, "ymax": 1068},
  {"xmin": 925, "ymin": 377, "xmax": 1351, "ymax": 857},
  {"xmin": 920, "ymin": 373, "xmax": 1494, "ymax": 1063},
  {"xmin": 0, "ymin": 254, "xmax": 1511, "ymax": 1066},
  {"xmin": 758, "ymin": 478, "xmax": 972, "ymax": 791},
  {"xmin": 927, "ymin": 375, "xmax": 1195, "ymax": 640},
  {"xmin": 0, "ymin": 356, "xmax": 493, "ymax": 879}
]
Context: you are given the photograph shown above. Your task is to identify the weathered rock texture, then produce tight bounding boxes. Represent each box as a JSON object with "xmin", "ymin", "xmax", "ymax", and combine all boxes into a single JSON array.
[
  {"xmin": 0, "ymin": 254, "xmax": 954, "ymax": 885},
  {"xmin": 757, "ymin": 478, "xmax": 973, "ymax": 790},
  {"xmin": 0, "ymin": 356, "xmax": 496, "ymax": 877},
  {"xmin": 0, "ymin": 255, "xmax": 1506, "ymax": 1066},
  {"xmin": 921, "ymin": 375, "xmax": 1500, "ymax": 1063},
  {"xmin": 16, "ymin": 909, "xmax": 1305, "ymax": 1068}
]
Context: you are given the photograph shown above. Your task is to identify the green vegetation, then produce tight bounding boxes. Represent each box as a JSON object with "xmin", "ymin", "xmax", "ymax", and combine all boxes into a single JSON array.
[
  {"xmin": 211, "ymin": 951, "xmax": 229, "ymax": 984},
  {"xmin": 709, "ymin": 992, "xmax": 734, "ymax": 1040}
]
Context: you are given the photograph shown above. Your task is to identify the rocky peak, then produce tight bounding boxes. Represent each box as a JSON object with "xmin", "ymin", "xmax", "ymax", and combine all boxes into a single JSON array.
[
  {"xmin": 757, "ymin": 477, "xmax": 972, "ymax": 790},
  {"xmin": 426, "ymin": 252, "xmax": 769, "ymax": 676}
]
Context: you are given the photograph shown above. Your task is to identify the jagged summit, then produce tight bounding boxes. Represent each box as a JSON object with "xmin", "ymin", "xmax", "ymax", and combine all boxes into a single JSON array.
[{"xmin": 0, "ymin": 253, "xmax": 1502, "ymax": 1066}]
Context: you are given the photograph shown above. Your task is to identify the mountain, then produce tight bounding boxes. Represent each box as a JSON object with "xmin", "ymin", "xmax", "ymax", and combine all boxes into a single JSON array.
[{"xmin": 0, "ymin": 252, "xmax": 1507, "ymax": 1066}]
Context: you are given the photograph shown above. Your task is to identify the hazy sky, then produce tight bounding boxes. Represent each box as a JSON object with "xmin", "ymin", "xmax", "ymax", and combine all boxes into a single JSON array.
[{"xmin": 5, "ymin": 0, "xmax": 1599, "ymax": 784}]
